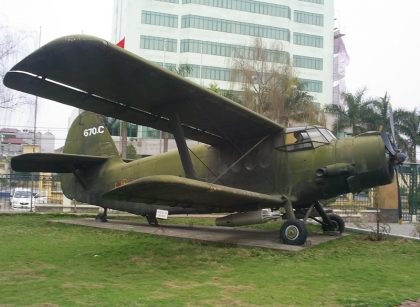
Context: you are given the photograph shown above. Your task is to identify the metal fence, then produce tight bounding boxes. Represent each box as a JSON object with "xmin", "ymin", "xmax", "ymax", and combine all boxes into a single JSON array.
[
  {"xmin": 0, "ymin": 173, "xmax": 63, "ymax": 210},
  {"xmin": 324, "ymin": 190, "xmax": 374, "ymax": 215},
  {"xmin": 398, "ymin": 163, "xmax": 420, "ymax": 221},
  {"xmin": 1, "ymin": 163, "xmax": 419, "ymax": 219},
  {"xmin": 323, "ymin": 163, "xmax": 420, "ymax": 222}
]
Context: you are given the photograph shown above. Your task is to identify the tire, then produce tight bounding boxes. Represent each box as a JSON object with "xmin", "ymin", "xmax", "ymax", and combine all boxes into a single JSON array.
[
  {"xmin": 322, "ymin": 214, "xmax": 345, "ymax": 233},
  {"xmin": 280, "ymin": 220, "xmax": 308, "ymax": 245}
]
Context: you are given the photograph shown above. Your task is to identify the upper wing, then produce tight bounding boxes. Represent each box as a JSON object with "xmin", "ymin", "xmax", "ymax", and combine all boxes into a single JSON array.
[
  {"xmin": 4, "ymin": 35, "xmax": 283, "ymax": 146},
  {"xmin": 103, "ymin": 175, "xmax": 285, "ymax": 210},
  {"xmin": 11, "ymin": 153, "xmax": 107, "ymax": 173}
]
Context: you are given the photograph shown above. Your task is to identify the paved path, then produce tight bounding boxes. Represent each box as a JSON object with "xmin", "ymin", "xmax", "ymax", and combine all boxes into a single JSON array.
[{"xmin": 50, "ymin": 218, "xmax": 343, "ymax": 252}]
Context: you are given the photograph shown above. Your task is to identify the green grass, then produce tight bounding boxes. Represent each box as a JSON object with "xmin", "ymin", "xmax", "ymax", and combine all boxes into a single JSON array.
[{"xmin": 1, "ymin": 214, "xmax": 420, "ymax": 306}]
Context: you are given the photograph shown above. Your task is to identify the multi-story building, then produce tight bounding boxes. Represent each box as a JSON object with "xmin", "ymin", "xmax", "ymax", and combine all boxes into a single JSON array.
[
  {"xmin": 0, "ymin": 128, "xmax": 55, "ymax": 157},
  {"xmin": 111, "ymin": 0, "xmax": 335, "ymax": 155}
]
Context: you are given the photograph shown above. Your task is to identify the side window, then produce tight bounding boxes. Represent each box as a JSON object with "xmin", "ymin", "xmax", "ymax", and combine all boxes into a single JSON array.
[{"xmin": 277, "ymin": 131, "xmax": 313, "ymax": 152}]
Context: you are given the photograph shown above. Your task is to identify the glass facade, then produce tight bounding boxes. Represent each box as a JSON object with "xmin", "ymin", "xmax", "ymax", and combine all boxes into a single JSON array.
[
  {"xmin": 153, "ymin": 62, "xmax": 177, "ymax": 71},
  {"xmin": 141, "ymin": 126, "xmax": 161, "ymax": 139},
  {"xmin": 104, "ymin": 118, "xmax": 138, "ymax": 137},
  {"xmin": 293, "ymin": 32, "xmax": 323, "ymax": 48},
  {"xmin": 299, "ymin": 78, "xmax": 323, "ymax": 93},
  {"xmin": 298, "ymin": 0, "xmax": 324, "ymax": 4},
  {"xmin": 180, "ymin": 39, "xmax": 289, "ymax": 63},
  {"xmin": 181, "ymin": 15, "xmax": 290, "ymax": 41},
  {"xmin": 181, "ymin": 64, "xmax": 232, "ymax": 81},
  {"xmin": 293, "ymin": 55, "xmax": 323, "ymax": 70},
  {"xmin": 155, "ymin": 0, "xmax": 179, "ymax": 3},
  {"xmin": 182, "ymin": 0, "xmax": 290, "ymax": 18},
  {"xmin": 141, "ymin": 10, "xmax": 178, "ymax": 28},
  {"xmin": 294, "ymin": 10, "xmax": 324, "ymax": 26},
  {"xmin": 140, "ymin": 35, "xmax": 177, "ymax": 52}
]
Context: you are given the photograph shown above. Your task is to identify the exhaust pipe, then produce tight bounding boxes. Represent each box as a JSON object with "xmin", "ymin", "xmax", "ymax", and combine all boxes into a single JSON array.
[{"xmin": 215, "ymin": 209, "xmax": 281, "ymax": 227}]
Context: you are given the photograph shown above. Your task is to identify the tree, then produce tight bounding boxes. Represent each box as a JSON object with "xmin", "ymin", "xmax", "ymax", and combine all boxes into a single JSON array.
[
  {"xmin": 0, "ymin": 24, "xmax": 27, "ymax": 109},
  {"xmin": 126, "ymin": 144, "xmax": 138, "ymax": 160},
  {"xmin": 325, "ymin": 88, "xmax": 376, "ymax": 135},
  {"xmin": 394, "ymin": 109, "xmax": 420, "ymax": 162},
  {"xmin": 230, "ymin": 38, "xmax": 321, "ymax": 126},
  {"xmin": 370, "ymin": 92, "xmax": 392, "ymax": 132}
]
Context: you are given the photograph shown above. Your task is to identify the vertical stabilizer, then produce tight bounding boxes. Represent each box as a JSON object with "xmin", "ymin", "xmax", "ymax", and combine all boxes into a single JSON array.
[{"xmin": 63, "ymin": 111, "xmax": 119, "ymax": 157}]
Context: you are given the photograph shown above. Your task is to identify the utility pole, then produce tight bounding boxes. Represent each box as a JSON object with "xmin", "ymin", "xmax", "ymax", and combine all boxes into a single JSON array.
[
  {"xmin": 30, "ymin": 26, "xmax": 41, "ymax": 213},
  {"xmin": 162, "ymin": 38, "xmax": 169, "ymax": 152}
]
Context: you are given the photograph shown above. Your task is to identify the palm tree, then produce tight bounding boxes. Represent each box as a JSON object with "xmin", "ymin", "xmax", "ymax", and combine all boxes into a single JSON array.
[
  {"xmin": 325, "ymin": 88, "xmax": 376, "ymax": 136},
  {"xmin": 394, "ymin": 109, "xmax": 420, "ymax": 162},
  {"xmin": 370, "ymin": 92, "xmax": 392, "ymax": 132}
]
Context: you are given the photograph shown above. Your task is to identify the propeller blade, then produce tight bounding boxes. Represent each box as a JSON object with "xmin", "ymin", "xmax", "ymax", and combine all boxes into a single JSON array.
[
  {"xmin": 388, "ymin": 103, "xmax": 397, "ymax": 143},
  {"xmin": 380, "ymin": 129, "xmax": 396, "ymax": 156}
]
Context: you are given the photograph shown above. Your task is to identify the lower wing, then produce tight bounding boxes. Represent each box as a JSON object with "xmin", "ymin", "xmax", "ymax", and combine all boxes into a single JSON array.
[{"xmin": 103, "ymin": 175, "xmax": 286, "ymax": 210}]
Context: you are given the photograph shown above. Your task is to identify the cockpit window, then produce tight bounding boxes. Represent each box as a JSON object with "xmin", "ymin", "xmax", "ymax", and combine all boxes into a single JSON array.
[{"xmin": 276, "ymin": 126, "xmax": 336, "ymax": 152}]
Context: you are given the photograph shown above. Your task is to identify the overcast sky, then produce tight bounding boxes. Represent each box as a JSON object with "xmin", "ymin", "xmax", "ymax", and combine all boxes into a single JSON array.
[{"xmin": 1, "ymin": 0, "xmax": 419, "ymax": 147}]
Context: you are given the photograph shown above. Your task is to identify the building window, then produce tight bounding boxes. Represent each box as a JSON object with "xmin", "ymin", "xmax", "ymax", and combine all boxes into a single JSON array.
[
  {"xmin": 153, "ymin": 62, "xmax": 177, "ymax": 71},
  {"xmin": 294, "ymin": 10, "xmax": 324, "ymax": 26},
  {"xmin": 180, "ymin": 39, "xmax": 289, "ymax": 64},
  {"xmin": 155, "ymin": 0, "xmax": 179, "ymax": 3},
  {"xmin": 293, "ymin": 55, "xmax": 323, "ymax": 70},
  {"xmin": 141, "ymin": 10, "xmax": 178, "ymax": 28},
  {"xmin": 142, "ymin": 127, "xmax": 161, "ymax": 139},
  {"xmin": 293, "ymin": 32, "xmax": 323, "ymax": 48},
  {"xmin": 180, "ymin": 64, "xmax": 232, "ymax": 81},
  {"xmin": 298, "ymin": 0, "xmax": 324, "ymax": 4},
  {"xmin": 181, "ymin": 15, "xmax": 290, "ymax": 41},
  {"xmin": 182, "ymin": 0, "xmax": 291, "ymax": 19},
  {"xmin": 104, "ymin": 118, "xmax": 138, "ymax": 137},
  {"xmin": 299, "ymin": 78, "xmax": 323, "ymax": 93},
  {"xmin": 140, "ymin": 36, "xmax": 177, "ymax": 52}
]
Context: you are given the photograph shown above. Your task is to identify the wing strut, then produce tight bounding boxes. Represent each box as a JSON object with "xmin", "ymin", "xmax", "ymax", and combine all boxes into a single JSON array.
[{"xmin": 169, "ymin": 112, "xmax": 196, "ymax": 179}]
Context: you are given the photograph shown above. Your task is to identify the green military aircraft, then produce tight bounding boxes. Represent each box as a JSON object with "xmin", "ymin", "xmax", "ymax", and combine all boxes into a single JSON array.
[{"xmin": 3, "ymin": 35, "xmax": 406, "ymax": 245}]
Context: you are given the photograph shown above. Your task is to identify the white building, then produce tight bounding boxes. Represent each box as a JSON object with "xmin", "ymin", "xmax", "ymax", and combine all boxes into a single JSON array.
[{"xmin": 111, "ymin": 0, "xmax": 334, "ymax": 155}]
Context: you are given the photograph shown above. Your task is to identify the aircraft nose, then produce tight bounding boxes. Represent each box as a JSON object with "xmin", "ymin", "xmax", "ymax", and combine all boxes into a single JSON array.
[{"xmin": 345, "ymin": 134, "xmax": 394, "ymax": 192}]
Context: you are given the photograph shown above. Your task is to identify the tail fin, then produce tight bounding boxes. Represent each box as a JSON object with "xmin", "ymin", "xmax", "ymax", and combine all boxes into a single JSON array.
[{"xmin": 63, "ymin": 111, "xmax": 119, "ymax": 157}]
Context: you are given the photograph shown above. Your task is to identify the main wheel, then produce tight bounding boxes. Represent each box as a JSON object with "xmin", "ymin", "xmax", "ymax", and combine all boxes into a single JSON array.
[
  {"xmin": 146, "ymin": 214, "xmax": 159, "ymax": 226},
  {"xmin": 280, "ymin": 220, "xmax": 307, "ymax": 245},
  {"xmin": 322, "ymin": 213, "xmax": 345, "ymax": 233},
  {"xmin": 95, "ymin": 213, "xmax": 107, "ymax": 222}
]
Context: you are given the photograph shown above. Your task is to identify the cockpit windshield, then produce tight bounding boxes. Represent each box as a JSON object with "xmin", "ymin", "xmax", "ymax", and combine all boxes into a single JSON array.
[{"xmin": 276, "ymin": 126, "xmax": 336, "ymax": 152}]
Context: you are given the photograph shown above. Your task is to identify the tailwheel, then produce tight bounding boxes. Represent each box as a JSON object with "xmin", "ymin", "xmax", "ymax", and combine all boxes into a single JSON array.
[
  {"xmin": 95, "ymin": 208, "xmax": 108, "ymax": 222},
  {"xmin": 280, "ymin": 220, "xmax": 307, "ymax": 245},
  {"xmin": 322, "ymin": 213, "xmax": 345, "ymax": 233},
  {"xmin": 146, "ymin": 214, "xmax": 159, "ymax": 226}
]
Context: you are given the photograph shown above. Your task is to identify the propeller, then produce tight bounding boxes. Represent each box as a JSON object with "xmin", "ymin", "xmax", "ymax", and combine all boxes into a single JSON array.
[
  {"xmin": 380, "ymin": 102, "xmax": 408, "ymax": 223},
  {"xmin": 380, "ymin": 103, "xmax": 406, "ymax": 165}
]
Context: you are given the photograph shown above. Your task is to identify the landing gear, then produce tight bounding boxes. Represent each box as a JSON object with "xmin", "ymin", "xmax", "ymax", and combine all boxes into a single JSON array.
[
  {"xmin": 95, "ymin": 208, "xmax": 108, "ymax": 222},
  {"xmin": 278, "ymin": 200, "xmax": 345, "ymax": 245},
  {"xmin": 279, "ymin": 198, "xmax": 308, "ymax": 245},
  {"xmin": 313, "ymin": 202, "xmax": 345, "ymax": 234},
  {"xmin": 146, "ymin": 214, "xmax": 159, "ymax": 226},
  {"xmin": 321, "ymin": 213, "xmax": 345, "ymax": 233},
  {"xmin": 280, "ymin": 220, "xmax": 307, "ymax": 245}
]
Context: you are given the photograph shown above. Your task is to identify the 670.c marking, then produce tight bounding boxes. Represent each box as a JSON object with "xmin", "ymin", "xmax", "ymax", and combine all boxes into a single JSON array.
[{"xmin": 83, "ymin": 126, "xmax": 105, "ymax": 137}]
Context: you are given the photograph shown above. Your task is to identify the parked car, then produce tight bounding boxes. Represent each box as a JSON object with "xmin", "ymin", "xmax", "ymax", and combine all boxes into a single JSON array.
[{"xmin": 10, "ymin": 189, "xmax": 35, "ymax": 210}]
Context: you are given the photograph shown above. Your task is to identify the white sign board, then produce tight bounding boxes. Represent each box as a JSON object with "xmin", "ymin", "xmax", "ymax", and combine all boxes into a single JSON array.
[{"xmin": 156, "ymin": 209, "xmax": 169, "ymax": 220}]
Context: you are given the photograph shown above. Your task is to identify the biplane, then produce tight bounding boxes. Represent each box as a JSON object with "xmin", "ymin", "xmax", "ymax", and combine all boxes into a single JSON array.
[{"xmin": 3, "ymin": 35, "xmax": 405, "ymax": 245}]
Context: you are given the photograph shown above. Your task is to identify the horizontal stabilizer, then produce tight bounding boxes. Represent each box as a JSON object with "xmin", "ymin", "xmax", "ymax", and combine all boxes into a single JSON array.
[
  {"xmin": 11, "ymin": 153, "xmax": 108, "ymax": 173},
  {"xmin": 103, "ymin": 175, "xmax": 285, "ymax": 209}
]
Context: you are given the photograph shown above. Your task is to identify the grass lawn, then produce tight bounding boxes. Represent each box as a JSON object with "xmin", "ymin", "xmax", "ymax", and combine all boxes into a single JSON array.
[{"xmin": 1, "ymin": 214, "xmax": 420, "ymax": 306}]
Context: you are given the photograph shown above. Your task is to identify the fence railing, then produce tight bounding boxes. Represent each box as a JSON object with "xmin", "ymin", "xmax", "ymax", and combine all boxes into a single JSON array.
[{"xmin": 1, "ymin": 163, "xmax": 419, "ymax": 220}]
